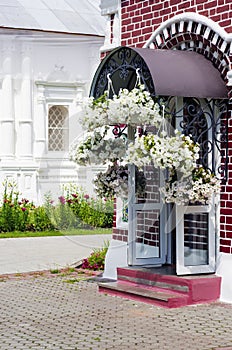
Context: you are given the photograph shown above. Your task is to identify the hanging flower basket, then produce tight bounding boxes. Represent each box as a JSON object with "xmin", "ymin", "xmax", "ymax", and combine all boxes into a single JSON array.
[
  {"xmin": 93, "ymin": 164, "xmax": 146, "ymax": 199},
  {"xmin": 126, "ymin": 131, "xmax": 200, "ymax": 177},
  {"xmin": 69, "ymin": 127, "xmax": 127, "ymax": 166},
  {"xmin": 161, "ymin": 166, "xmax": 220, "ymax": 205},
  {"xmin": 70, "ymin": 78, "xmax": 220, "ymax": 205},
  {"xmin": 80, "ymin": 85, "xmax": 162, "ymax": 130}
]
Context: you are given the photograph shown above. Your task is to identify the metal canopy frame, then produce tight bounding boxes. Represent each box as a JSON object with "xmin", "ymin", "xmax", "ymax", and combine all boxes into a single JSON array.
[
  {"xmin": 90, "ymin": 46, "xmax": 228, "ymax": 99},
  {"xmin": 90, "ymin": 46, "xmax": 229, "ymax": 182}
]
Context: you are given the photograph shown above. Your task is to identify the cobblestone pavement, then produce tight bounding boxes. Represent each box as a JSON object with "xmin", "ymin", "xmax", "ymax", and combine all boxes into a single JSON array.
[{"xmin": 0, "ymin": 271, "xmax": 232, "ymax": 350}]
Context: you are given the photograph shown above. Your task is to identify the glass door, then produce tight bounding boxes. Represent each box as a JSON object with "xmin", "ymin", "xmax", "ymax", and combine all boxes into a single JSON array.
[
  {"xmin": 128, "ymin": 164, "xmax": 166, "ymax": 266},
  {"xmin": 174, "ymin": 97, "xmax": 218, "ymax": 275}
]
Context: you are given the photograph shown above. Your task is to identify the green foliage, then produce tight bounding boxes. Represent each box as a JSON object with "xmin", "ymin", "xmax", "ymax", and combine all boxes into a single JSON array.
[
  {"xmin": 0, "ymin": 180, "xmax": 34, "ymax": 232},
  {"xmin": 0, "ymin": 181, "xmax": 113, "ymax": 233},
  {"xmin": 82, "ymin": 240, "xmax": 109, "ymax": 270},
  {"xmin": 65, "ymin": 190, "xmax": 114, "ymax": 228},
  {"xmin": 51, "ymin": 197, "xmax": 80, "ymax": 230},
  {"xmin": 29, "ymin": 206, "xmax": 55, "ymax": 231}
]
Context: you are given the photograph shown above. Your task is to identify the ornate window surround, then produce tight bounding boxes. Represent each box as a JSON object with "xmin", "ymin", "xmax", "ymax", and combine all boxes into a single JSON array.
[{"xmin": 35, "ymin": 80, "xmax": 86, "ymax": 156}]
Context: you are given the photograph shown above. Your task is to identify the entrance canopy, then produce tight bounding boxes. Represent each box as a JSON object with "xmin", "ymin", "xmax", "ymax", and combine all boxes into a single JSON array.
[{"xmin": 90, "ymin": 46, "xmax": 228, "ymax": 99}]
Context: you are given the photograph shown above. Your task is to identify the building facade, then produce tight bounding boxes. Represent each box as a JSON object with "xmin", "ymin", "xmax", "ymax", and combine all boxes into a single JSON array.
[
  {"xmin": 98, "ymin": 0, "xmax": 232, "ymax": 303},
  {"xmin": 0, "ymin": 1, "xmax": 105, "ymax": 203}
]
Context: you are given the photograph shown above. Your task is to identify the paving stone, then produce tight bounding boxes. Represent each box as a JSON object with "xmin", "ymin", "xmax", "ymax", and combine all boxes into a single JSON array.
[{"xmin": 0, "ymin": 274, "xmax": 232, "ymax": 349}]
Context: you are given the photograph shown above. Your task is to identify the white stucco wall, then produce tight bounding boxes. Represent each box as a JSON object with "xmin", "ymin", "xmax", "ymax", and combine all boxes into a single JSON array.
[
  {"xmin": 216, "ymin": 253, "xmax": 232, "ymax": 303},
  {"xmin": 0, "ymin": 31, "xmax": 104, "ymax": 204}
]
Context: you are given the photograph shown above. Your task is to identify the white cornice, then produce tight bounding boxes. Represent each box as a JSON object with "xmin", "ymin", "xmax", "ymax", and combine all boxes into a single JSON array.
[{"xmin": 35, "ymin": 80, "xmax": 86, "ymax": 88}]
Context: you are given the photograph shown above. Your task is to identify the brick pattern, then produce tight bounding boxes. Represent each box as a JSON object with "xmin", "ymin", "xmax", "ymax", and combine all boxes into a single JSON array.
[
  {"xmin": 137, "ymin": 165, "xmax": 160, "ymax": 204},
  {"xmin": 220, "ymin": 101, "xmax": 232, "ymax": 254},
  {"xmin": 119, "ymin": 0, "xmax": 232, "ymax": 254},
  {"xmin": 112, "ymin": 227, "xmax": 128, "ymax": 242},
  {"xmin": 121, "ymin": 0, "xmax": 232, "ymax": 49},
  {"xmin": 113, "ymin": 164, "xmax": 161, "ymax": 243},
  {"xmin": 1, "ymin": 276, "xmax": 232, "ymax": 349},
  {"xmin": 184, "ymin": 213, "xmax": 208, "ymax": 251},
  {"xmin": 136, "ymin": 210, "xmax": 160, "ymax": 247}
]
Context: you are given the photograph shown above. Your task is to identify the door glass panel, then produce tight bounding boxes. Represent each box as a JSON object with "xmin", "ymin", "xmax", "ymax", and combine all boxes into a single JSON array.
[
  {"xmin": 136, "ymin": 210, "xmax": 160, "ymax": 259},
  {"xmin": 136, "ymin": 165, "xmax": 160, "ymax": 204},
  {"xmin": 184, "ymin": 213, "xmax": 209, "ymax": 266}
]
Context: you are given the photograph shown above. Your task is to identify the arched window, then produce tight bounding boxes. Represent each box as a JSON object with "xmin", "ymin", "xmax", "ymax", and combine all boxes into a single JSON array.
[{"xmin": 48, "ymin": 105, "xmax": 68, "ymax": 151}]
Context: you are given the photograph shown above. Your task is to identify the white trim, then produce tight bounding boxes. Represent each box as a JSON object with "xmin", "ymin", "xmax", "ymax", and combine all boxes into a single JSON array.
[{"xmin": 144, "ymin": 12, "xmax": 232, "ymax": 50}]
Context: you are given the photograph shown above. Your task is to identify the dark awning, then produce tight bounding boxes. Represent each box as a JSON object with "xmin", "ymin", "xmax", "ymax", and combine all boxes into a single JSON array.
[{"xmin": 90, "ymin": 46, "xmax": 228, "ymax": 99}]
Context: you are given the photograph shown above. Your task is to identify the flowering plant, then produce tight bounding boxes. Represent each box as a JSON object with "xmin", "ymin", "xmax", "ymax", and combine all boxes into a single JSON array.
[
  {"xmin": 161, "ymin": 166, "xmax": 220, "ymax": 205},
  {"xmin": 93, "ymin": 164, "xmax": 146, "ymax": 199},
  {"xmin": 80, "ymin": 85, "xmax": 161, "ymax": 130},
  {"xmin": 126, "ymin": 131, "xmax": 200, "ymax": 177},
  {"xmin": 80, "ymin": 93, "xmax": 109, "ymax": 130},
  {"xmin": 69, "ymin": 127, "xmax": 126, "ymax": 166},
  {"xmin": 107, "ymin": 85, "xmax": 161, "ymax": 126}
]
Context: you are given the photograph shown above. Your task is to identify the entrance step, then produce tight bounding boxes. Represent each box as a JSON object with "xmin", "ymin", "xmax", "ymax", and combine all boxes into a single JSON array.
[
  {"xmin": 98, "ymin": 267, "xmax": 221, "ymax": 308},
  {"xmin": 99, "ymin": 280, "xmax": 189, "ymax": 308}
]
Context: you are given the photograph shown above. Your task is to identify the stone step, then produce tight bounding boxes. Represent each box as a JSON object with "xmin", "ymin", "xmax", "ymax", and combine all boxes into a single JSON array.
[
  {"xmin": 117, "ymin": 267, "xmax": 189, "ymax": 293},
  {"xmin": 116, "ymin": 267, "xmax": 221, "ymax": 304},
  {"xmin": 99, "ymin": 281, "xmax": 189, "ymax": 308}
]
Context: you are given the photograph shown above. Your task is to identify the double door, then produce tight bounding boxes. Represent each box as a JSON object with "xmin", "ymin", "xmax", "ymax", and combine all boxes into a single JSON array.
[{"xmin": 128, "ymin": 97, "xmax": 218, "ymax": 275}]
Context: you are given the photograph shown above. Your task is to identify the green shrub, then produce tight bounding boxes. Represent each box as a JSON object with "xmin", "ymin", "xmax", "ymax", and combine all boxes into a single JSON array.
[
  {"xmin": 0, "ymin": 181, "xmax": 33, "ymax": 232},
  {"xmin": 51, "ymin": 196, "xmax": 80, "ymax": 230},
  {"xmin": 0, "ymin": 182, "xmax": 113, "ymax": 233},
  {"xmin": 82, "ymin": 241, "xmax": 109, "ymax": 270},
  {"xmin": 65, "ymin": 191, "xmax": 113, "ymax": 228},
  {"xmin": 29, "ymin": 206, "xmax": 55, "ymax": 231}
]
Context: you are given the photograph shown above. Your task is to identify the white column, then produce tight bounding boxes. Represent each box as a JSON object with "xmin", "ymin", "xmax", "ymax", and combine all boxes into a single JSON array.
[
  {"xmin": 18, "ymin": 43, "xmax": 33, "ymax": 158},
  {"xmin": 112, "ymin": 12, "xmax": 120, "ymax": 46},
  {"xmin": 0, "ymin": 43, "xmax": 15, "ymax": 159},
  {"xmin": 34, "ymin": 82, "xmax": 46, "ymax": 157}
]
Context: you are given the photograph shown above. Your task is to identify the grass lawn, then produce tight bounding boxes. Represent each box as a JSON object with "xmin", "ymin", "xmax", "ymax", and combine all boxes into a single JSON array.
[{"xmin": 0, "ymin": 228, "xmax": 112, "ymax": 239}]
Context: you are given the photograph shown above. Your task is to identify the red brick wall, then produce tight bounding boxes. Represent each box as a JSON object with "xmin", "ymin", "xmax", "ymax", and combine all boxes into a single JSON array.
[
  {"xmin": 220, "ymin": 102, "xmax": 232, "ymax": 254},
  {"xmin": 118, "ymin": 1, "xmax": 232, "ymax": 253},
  {"xmin": 96, "ymin": 0, "xmax": 232, "ymax": 253},
  {"xmin": 121, "ymin": 0, "xmax": 232, "ymax": 48}
]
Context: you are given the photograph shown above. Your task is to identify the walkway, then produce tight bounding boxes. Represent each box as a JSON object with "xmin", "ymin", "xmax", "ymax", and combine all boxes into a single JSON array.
[
  {"xmin": 0, "ymin": 271, "xmax": 232, "ymax": 350},
  {"xmin": 0, "ymin": 234, "xmax": 111, "ymax": 274}
]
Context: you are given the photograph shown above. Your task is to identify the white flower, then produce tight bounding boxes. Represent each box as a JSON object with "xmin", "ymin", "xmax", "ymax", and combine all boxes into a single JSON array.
[
  {"xmin": 126, "ymin": 132, "xmax": 199, "ymax": 176},
  {"xmin": 80, "ymin": 85, "xmax": 162, "ymax": 130},
  {"xmin": 161, "ymin": 166, "xmax": 220, "ymax": 205},
  {"xmin": 69, "ymin": 127, "xmax": 127, "ymax": 166}
]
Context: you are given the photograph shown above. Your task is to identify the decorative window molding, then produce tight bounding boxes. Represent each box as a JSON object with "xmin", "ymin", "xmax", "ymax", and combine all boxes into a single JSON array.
[
  {"xmin": 35, "ymin": 80, "xmax": 86, "ymax": 156},
  {"xmin": 35, "ymin": 80, "xmax": 86, "ymax": 105},
  {"xmin": 144, "ymin": 12, "xmax": 232, "ymax": 86},
  {"xmin": 48, "ymin": 105, "xmax": 68, "ymax": 152}
]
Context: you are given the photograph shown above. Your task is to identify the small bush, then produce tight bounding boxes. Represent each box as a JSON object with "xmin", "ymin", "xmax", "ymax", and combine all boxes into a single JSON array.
[
  {"xmin": 0, "ymin": 181, "xmax": 34, "ymax": 232},
  {"xmin": 65, "ymin": 190, "xmax": 113, "ymax": 228},
  {"xmin": 29, "ymin": 206, "xmax": 55, "ymax": 231},
  {"xmin": 82, "ymin": 241, "xmax": 109, "ymax": 270}
]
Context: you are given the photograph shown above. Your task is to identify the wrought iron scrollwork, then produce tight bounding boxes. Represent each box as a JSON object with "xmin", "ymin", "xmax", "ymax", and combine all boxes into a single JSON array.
[
  {"xmin": 90, "ymin": 47, "xmax": 155, "ymax": 98},
  {"xmin": 112, "ymin": 124, "xmax": 128, "ymax": 140},
  {"xmin": 162, "ymin": 96, "xmax": 229, "ymax": 183}
]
